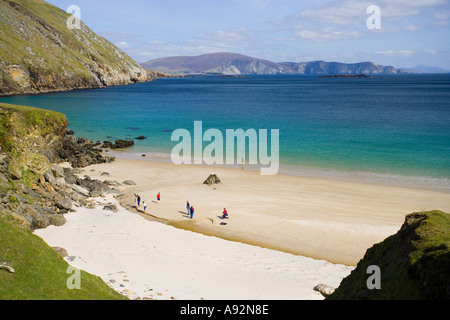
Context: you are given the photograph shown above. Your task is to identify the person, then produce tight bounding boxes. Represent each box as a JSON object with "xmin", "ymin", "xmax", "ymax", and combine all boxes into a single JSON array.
[
  {"xmin": 186, "ymin": 201, "xmax": 190, "ymax": 213},
  {"xmin": 222, "ymin": 208, "xmax": 228, "ymax": 219},
  {"xmin": 190, "ymin": 206, "xmax": 194, "ymax": 219},
  {"xmin": 136, "ymin": 194, "xmax": 141, "ymax": 207},
  {"xmin": 157, "ymin": 192, "xmax": 161, "ymax": 202},
  {"xmin": 143, "ymin": 201, "xmax": 147, "ymax": 212}
]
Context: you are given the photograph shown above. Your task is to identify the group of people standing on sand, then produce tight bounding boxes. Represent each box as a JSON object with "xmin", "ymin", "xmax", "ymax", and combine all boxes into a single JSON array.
[
  {"xmin": 134, "ymin": 194, "xmax": 229, "ymax": 221},
  {"xmin": 186, "ymin": 201, "xmax": 228, "ymax": 220},
  {"xmin": 135, "ymin": 193, "xmax": 160, "ymax": 212},
  {"xmin": 186, "ymin": 201, "xmax": 194, "ymax": 219}
]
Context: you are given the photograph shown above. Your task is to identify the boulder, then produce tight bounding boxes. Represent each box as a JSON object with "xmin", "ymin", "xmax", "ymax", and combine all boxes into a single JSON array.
[
  {"xmin": 48, "ymin": 214, "xmax": 67, "ymax": 227},
  {"xmin": 51, "ymin": 164, "xmax": 65, "ymax": 178},
  {"xmin": 113, "ymin": 139, "xmax": 134, "ymax": 149},
  {"xmin": 72, "ymin": 184, "xmax": 90, "ymax": 197},
  {"xmin": 122, "ymin": 180, "xmax": 137, "ymax": 186},
  {"xmin": 103, "ymin": 204, "xmax": 118, "ymax": 213},
  {"xmin": 314, "ymin": 284, "xmax": 335, "ymax": 298},
  {"xmin": 203, "ymin": 174, "xmax": 221, "ymax": 186},
  {"xmin": 52, "ymin": 247, "xmax": 68, "ymax": 257},
  {"xmin": 44, "ymin": 169, "xmax": 57, "ymax": 185},
  {"xmin": 55, "ymin": 197, "xmax": 73, "ymax": 211},
  {"xmin": 63, "ymin": 168, "xmax": 77, "ymax": 184},
  {"xmin": 86, "ymin": 180, "xmax": 103, "ymax": 198}
]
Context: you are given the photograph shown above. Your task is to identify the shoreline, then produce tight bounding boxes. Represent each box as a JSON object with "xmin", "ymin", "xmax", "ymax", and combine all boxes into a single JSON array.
[
  {"xmin": 33, "ymin": 153, "xmax": 450, "ymax": 299},
  {"xmin": 80, "ymin": 155, "xmax": 450, "ymax": 266},
  {"xmin": 35, "ymin": 200, "xmax": 354, "ymax": 300},
  {"xmin": 107, "ymin": 149, "xmax": 450, "ymax": 194}
]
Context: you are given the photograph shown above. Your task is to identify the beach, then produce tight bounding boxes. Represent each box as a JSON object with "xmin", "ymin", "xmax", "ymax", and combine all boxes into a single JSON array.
[{"xmin": 33, "ymin": 156, "xmax": 450, "ymax": 300}]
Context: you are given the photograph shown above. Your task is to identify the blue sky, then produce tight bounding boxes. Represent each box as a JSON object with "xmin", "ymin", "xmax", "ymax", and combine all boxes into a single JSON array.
[{"xmin": 48, "ymin": 0, "xmax": 450, "ymax": 69}]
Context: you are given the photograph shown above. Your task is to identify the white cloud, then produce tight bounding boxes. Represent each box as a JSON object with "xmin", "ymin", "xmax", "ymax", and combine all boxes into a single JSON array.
[
  {"xmin": 296, "ymin": 0, "xmax": 449, "ymax": 24},
  {"xmin": 115, "ymin": 41, "xmax": 131, "ymax": 49},
  {"xmin": 375, "ymin": 50, "xmax": 415, "ymax": 57},
  {"xmin": 296, "ymin": 28, "xmax": 362, "ymax": 41}
]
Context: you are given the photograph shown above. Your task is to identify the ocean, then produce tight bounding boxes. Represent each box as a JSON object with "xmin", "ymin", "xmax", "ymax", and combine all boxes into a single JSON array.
[{"xmin": 1, "ymin": 74, "xmax": 449, "ymax": 191}]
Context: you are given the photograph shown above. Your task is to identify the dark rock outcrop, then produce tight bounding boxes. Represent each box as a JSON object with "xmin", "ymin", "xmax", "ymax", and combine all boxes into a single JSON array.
[
  {"xmin": 327, "ymin": 211, "xmax": 450, "ymax": 300},
  {"xmin": 0, "ymin": 103, "xmax": 122, "ymax": 230},
  {"xmin": 203, "ymin": 174, "xmax": 221, "ymax": 186}
]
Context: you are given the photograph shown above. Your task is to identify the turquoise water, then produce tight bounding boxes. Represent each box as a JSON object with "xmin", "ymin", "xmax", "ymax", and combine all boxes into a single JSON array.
[{"xmin": 2, "ymin": 74, "xmax": 449, "ymax": 189}]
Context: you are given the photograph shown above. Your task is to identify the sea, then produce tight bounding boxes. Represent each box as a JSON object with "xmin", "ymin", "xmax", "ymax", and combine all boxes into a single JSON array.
[{"xmin": 1, "ymin": 74, "xmax": 449, "ymax": 191}]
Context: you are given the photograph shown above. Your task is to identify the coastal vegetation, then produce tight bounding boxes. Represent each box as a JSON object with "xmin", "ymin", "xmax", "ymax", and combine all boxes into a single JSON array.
[
  {"xmin": 0, "ymin": 213, "xmax": 127, "ymax": 300},
  {"xmin": 0, "ymin": 101, "xmax": 449, "ymax": 300},
  {"xmin": 328, "ymin": 210, "xmax": 450, "ymax": 300},
  {"xmin": 0, "ymin": 0, "xmax": 167, "ymax": 96}
]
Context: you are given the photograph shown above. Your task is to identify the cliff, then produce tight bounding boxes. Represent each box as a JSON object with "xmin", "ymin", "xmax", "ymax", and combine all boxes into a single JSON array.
[
  {"xmin": 327, "ymin": 210, "xmax": 450, "ymax": 300},
  {"xmin": 0, "ymin": 0, "xmax": 168, "ymax": 96},
  {"xmin": 0, "ymin": 102, "xmax": 123, "ymax": 230},
  {"xmin": 0, "ymin": 102, "xmax": 135, "ymax": 299},
  {"xmin": 141, "ymin": 52, "xmax": 403, "ymax": 75}
]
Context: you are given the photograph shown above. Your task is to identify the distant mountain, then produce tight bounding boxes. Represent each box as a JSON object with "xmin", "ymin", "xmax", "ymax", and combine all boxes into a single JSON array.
[
  {"xmin": 141, "ymin": 52, "xmax": 403, "ymax": 75},
  {"xmin": 141, "ymin": 52, "xmax": 283, "ymax": 75},
  {"xmin": 409, "ymin": 65, "xmax": 450, "ymax": 73},
  {"xmin": 0, "ymin": 0, "xmax": 167, "ymax": 96}
]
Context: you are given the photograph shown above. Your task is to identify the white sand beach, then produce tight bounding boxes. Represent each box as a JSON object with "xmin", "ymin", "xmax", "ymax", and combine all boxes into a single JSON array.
[{"xmin": 34, "ymin": 157, "xmax": 450, "ymax": 300}]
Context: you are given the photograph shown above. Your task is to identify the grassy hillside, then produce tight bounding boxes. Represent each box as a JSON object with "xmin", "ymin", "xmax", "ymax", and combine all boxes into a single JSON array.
[
  {"xmin": 328, "ymin": 210, "xmax": 450, "ymax": 300},
  {"xmin": 0, "ymin": 0, "xmax": 165, "ymax": 96},
  {"xmin": 0, "ymin": 213, "xmax": 127, "ymax": 300}
]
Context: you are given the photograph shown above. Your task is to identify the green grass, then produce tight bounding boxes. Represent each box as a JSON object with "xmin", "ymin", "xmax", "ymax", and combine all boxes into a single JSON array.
[
  {"xmin": 0, "ymin": 213, "xmax": 128, "ymax": 300},
  {"xmin": 0, "ymin": 102, "xmax": 66, "ymax": 127},
  {"xmin": 328, "ymin": 210, "xmax": 450, "ymax": 300},
  {"xmin": 0, "ymin": 102, "xmax": 67, "ymax": 152}
]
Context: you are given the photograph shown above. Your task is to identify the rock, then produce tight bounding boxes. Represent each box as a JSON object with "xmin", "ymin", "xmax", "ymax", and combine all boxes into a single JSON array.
[
  {"xmin": 103, "ymin": 204, "xmax": 118, "ymax": 213},
  {"xmin": 44, "ymin": 170, "xmax": 57, "ymax": 185},
  {"xmin": 122, "ymin": 180, "xmax": 137, "ymax": 186},
  {"xmin": 72, "ymin": 184, "xmax": 90, "ymax": 197},
  {"xmin": 86, "ymin": 180, "xmax": 104, "ymax": 197},
  {"xmin": 51, "ymin": 164, "xmax": 65, "ymax": 178},
  {"xmin": 40, "ymin": 148, "xmax": 62, "ymax": 163},
  {"xmin": 113, "ymin": 139, "xmax": 134, "ymax": 149},
  {"xmin": 101, "ymin": 172, "xmax": 110, "ymax": 176},
  {"xmin": 102, "ymin": 141, "xmax": 114, "ymax": 149},
  {"xmin": 52, "ymin": 247, "xmax": 68, "ymax": 257},
  {"xmin": 55, "ymin": 197, "xmax": 73, "ymax": 211},
  {"xmin": 55, "ymin": 177, "xmax": 66, "ymax": 188},
  {"xmin": 135, "ymin": 136, "xmax": 147, "ymax": 140},
  {"xmin": 0, "ymin": 264, "xmax": 15, "ymax": 273},
  {"xmin": 104, "ymin": 180, "xmax": 121, "ymax": 187},
  {"xmin": 203, "ymin": 174, "xmax": 221, "ymax": 186},
  {"xmin": 48, "ymin": 214, "xmax": 67, "ymax": 227},
  {"xmin": 63, "ymin": 168, "xmax": 77, "ymax": 184},
  {"xmin": 314, "ymin": 284, "xmax": 335, "ymax": 298}
]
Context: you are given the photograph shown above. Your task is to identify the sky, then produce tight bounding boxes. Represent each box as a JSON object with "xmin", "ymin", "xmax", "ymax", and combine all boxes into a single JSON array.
[{"xmin": 47, "ymin": 0, "xmax": 450, "ymax": 69}]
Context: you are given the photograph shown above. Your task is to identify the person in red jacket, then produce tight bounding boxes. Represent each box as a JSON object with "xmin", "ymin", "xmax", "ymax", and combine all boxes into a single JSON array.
[
  {"xmin": 222, "ymin": 208, "xmax": 228, "ymax": 219},
  {"xmin": 157, "ymin": 192, "xmax": 161, "ymax": 203},
  {"xmin": 190, "ymin": 206, "xmax": 194, "ymax": 219}
]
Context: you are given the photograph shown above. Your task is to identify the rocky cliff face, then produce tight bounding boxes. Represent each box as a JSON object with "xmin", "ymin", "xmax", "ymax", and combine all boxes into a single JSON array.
[
  {"xmin": 0, "ymin": 0, "xmax": 167, "ymax": 96},
  {"xmin": 0, "ymin": 103, "xmax": 123, "ymax": 230},
  {"xmin": 327, "ymin": 210, "xmax": 450, "ymax": 300}
]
